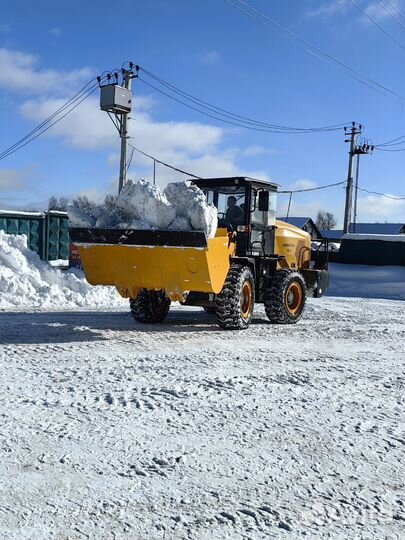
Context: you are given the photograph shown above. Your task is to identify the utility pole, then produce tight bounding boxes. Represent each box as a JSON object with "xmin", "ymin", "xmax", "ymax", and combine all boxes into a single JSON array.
[
  {"xmin": 343, "ymin": 122, "xmax": 373, "ymax": 234},
  {"xmin": 118, "ymin": 70, "xmax": 132, "ymax": 193},
  {"xmin": 343, "ymin": 122, "xmax": 359, "ymax": 234},
  {"xmin": 353, "ymin": 153, "xmax": 360, "ymax": 233},
  {"xmin": 98, "ymin": 63, "xmax": 138, "ymax": 193}
]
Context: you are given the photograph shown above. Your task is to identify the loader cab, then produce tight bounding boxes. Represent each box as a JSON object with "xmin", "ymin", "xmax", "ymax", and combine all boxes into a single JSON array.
[{"xmin": 193, "ymin": 176, "xmax": 278, "ymax": 257}]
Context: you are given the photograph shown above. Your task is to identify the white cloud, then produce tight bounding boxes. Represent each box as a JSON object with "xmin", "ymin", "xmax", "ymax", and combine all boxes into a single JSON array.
[
  {"xmin": 287, "ymin": 178, "xmax": 318, "ymax": 191},
  {"xmin": 357, "ymin": 193, "xmax": 405, "ymax": 222},
  {"xmin": 306, "ymin": 0, "xmax": 350, "ymax": 18},
  {"xmin": 2, "ymin": 47, "xmax": 279, "ymax": 201},
  {"xmin": 241, "ymin": 145, "xmax": 281, "ymax": 157},
  {"xmin": 198, "ymin": 51, "xmax": 220, "ymax": 66},
  {"xmin": 0, "ymin": 48, "xmax": 93, "ymax": 95},
  {"xmin": 307, "ymin": 0, "xmax": 405, "ymax": 22},
  {"xmin": 49, "ymin": 27, "xmax": 61, "ymax": 37},
  {"xmin": 364, "ymin": 0, "xmax": 402, "ymax": 21},
  {"xmin": 0, "ymin": 168, "xmax": 30, "ymax": 191},
  {"xmin": 17, "ymin": 86, "xmax": 277, "ymax": 191},
  {"xmin": 20, "ymin": 95, "xmax": 224, "ymax": 154}
]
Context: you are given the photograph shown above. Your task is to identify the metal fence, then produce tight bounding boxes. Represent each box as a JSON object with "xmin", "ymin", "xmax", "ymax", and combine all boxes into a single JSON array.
[{"xmin": 0, "ymin": 210, "xmax": 69, "ymax": 261}]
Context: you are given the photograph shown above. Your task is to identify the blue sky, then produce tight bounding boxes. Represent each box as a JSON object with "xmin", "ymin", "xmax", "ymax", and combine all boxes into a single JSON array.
[{"xmin": 1, "ymin": 0, "xmax": 405, "ymax": 225}]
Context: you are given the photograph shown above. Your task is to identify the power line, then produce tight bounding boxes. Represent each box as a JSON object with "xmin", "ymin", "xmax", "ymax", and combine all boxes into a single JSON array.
[
  {"xmin": 139, "ymin": 76, "xmax": 348, "ymax": 134},
  {"xmin": 0, "ymin": 78, "xmax": 99, "ymax": 161},
  {"xmin": 375, "ymin": 145, "xmax": 405, "ymax": 150},
  {"xmin": 358, "ymin": 191, "xmax": 391, "ymax": 221},
  {"xmin": 139, "ymin": 67, "xmax": 347, "ymax": 133},
  {"xmin": 130, "ymin": 142, "xmax": 350, "ymax": 195},
  {"xmin": 382, "ymin": 0, "xmax": 405, "ymax": 23},
  {"xmin": 279, "ymin": 180, "xmax": 346, "ymax": 194},
  {"xmin": 350, "ymin": 0, "xmax": 405, "ymax": 50},
  {"xmin": 376, "ymin": 0, "xmax": 405, "ymax": 30},
  {"xmin": 357, "ymin": 186, "xmax": 405, "ymax": 199},
  {"xmin": 224, "ymin": 0, "xmax": 405, "ymax": 103},
  {"xmin": 374, "ymin": 134, "xmax": 405, "ymax": 146},
  {"xmin": 128, "ymin": 142, "xmax": 202, "ymax": 178},
  {"xmin": 0, "ymin": 77, "xmax": 104, "ymax": 162}
]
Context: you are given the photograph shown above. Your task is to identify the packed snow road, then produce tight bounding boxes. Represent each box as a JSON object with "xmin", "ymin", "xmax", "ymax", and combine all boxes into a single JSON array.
[{"xmin": 0, "ymin": 297, "xmax": 404, "ymax": 540}]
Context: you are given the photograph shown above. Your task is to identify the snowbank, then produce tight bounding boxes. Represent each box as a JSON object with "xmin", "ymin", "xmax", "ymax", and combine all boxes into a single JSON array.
[
  {"xmin": 343, "ymin": 233, "xmax": 405, "ymax": 242},
  {"xmin": 326, "ymin": 262, "xmax": 405, "ymax": 300},
  {"xmin": 0, "ymin": 231, "xmax": 125, "ymax": 309},
  {"xmin": 68, "ymin": 179, "xmax": 218, "ymax": 238}
]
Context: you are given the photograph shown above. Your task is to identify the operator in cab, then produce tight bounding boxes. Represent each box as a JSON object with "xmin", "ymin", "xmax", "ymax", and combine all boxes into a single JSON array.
[{"xmin": 225, "ymin": 196, "xmax": 244, "ymax": 229}]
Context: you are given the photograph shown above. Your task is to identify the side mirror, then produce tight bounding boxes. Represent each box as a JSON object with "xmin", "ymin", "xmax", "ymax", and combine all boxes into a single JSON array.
[{"xmin": 258, "ymin": 190, "xmax": 269, "ymax": 211}]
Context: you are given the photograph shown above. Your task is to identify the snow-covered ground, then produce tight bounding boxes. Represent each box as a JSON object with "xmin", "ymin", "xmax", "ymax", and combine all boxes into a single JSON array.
[{"xmin": 0, "ymin": 297, "xmax": 404, "ymax": 540}]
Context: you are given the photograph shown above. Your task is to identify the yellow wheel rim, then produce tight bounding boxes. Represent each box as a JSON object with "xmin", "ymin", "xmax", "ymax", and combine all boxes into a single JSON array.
[
  {"xmin": 241, "ymin": 281, "xmax": 253, "ymax": 319},
  {"xmin": 285, "ymin": 282, "xmax": 303, "ymax": 315}
]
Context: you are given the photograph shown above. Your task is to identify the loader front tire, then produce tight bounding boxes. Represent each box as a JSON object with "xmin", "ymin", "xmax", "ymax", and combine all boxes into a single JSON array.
[
  {"xmin": 130, "ymin": 289, "xmax": 171, "ymax": 324},
  {"xmin": 265, "ymin": 269, "xmax": 306, "ymax": 324},
  {"xmin": 215, "ymin": 265, "xmax": 255, "ymax": 330}
]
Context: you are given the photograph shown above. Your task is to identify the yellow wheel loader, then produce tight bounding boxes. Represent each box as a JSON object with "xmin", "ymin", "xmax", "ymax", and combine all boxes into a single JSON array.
[{"xmin": 70, "ymin": 177, "xmax": 329, "ymax": 330}]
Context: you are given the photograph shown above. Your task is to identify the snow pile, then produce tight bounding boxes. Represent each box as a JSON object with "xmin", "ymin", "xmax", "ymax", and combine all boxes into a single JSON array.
[
  {"xmin": 68, "ymin": 179, "xmax": 218, "ymax": 238},
  {"xmin": 117, "ymin": 180, "xmax": 176, "ymax": 228},
  {"xmin": 164, "ymin": 181, "xmax": 218, "ymax": 239},
  {"xmin": 0, "ymin": 231, "xmax": 125, "ymax": 309}
]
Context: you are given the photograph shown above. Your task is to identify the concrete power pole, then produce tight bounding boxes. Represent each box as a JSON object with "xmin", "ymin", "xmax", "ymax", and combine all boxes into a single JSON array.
[
  {"xmin": 99, "ymin": 63, "xmax": 138, "ymax": 193},
  {"xmin": 343, "ymin": 122, "xmax": 358, "ymax": 234},
  {"xmin": 118, "ymin": 70, "xmax": 132, "ymax": 193},
  {"xmin": 353, "ymin": 153, "xmax": 360, "ymax": 233},
  {"xmin": 343, "ymin": 122, "xmax": 374, "ymax": 234}
]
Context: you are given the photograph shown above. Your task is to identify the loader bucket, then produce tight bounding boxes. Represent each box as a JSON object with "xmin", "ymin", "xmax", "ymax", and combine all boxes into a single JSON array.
[{"xmin": 69, "ymin": 227, "xmax": 233, "ymax": 301}]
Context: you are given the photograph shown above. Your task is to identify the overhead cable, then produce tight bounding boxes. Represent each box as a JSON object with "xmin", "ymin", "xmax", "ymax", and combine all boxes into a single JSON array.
[
  {"xmin": 350, "ymin": 0, "xmax": 405, "ymax": 50},
  {"xmin": 139, "ymin": 76, "xmax": 348, "ymax": 134},
  {"xmin": 374, "ymin": 135, "xmax": 405, "ymax": 146},
  {"xmin": 375, "ymin": 146, "xmax": 405, "ymax": 151},
  {"xmin": 128, "ymin": 142, "xmax": 202, "ymax": 178},
  {"xmin": 357, "ymin": 186, "xmax": 405, "ymax": 199},
  {"xmin": 0, "ymin": 77, "xmax": 105, "ymax": 162},
  {"xmin": 376, "ymin": 0, "xmax": 405, "ymax": 30},
  {"xmin": 224, "ymin": 0, "xmax": 405, "ymax": 103},
  {"xmin": 279, "ymin": 180, "xmax": 346, "ymax": 194},
  {"xmin": 381, "ymin": 0, "xmax": 405, "ymax": 23},
  {"xmin": 139, "ymin": 67, "xmax": 347, "ymax": 133}
]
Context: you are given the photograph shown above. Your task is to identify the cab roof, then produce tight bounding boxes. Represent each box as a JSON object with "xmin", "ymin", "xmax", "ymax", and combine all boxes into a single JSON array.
[{"xmin": 192, "ymin": 176, "xmax": 279, "ymax": 191}]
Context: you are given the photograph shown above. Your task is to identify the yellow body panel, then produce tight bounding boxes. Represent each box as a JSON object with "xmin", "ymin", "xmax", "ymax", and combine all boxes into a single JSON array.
[
  {"xmin": 75, "ymin": 222, "xmax": 310, "ymax": 302},
  {"xmin": 275, "ymin": 220, "xmax": 311, "ymax": 270},
  {"xmin": 76, "ymin": 229, "xmax": 234, "ymax": 302}
]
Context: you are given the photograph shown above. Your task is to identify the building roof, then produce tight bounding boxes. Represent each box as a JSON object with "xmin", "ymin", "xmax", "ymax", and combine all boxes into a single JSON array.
[
  {"xmin": 278, "ymin": 216, "xmax": 323, "ymax": 238},
  {"xmin": 321, "ymin": 222, "xmax": 405, "ymax": 240},
  {"xmin": 194, "ymin": 176, "xmax": 279, "ymax": 190},
  {"xmin": 349, "ymin": 223, "xmax": 405, "ymax": 234}
]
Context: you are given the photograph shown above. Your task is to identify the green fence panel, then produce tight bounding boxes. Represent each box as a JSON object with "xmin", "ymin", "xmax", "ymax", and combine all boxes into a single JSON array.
[
  {"xmin": 46, "ymin": 212, "xmax": 70, "ymax": 261},
  {"xmin": 0, "ymin": 212, "xmax": 46, "ymax": 258}
]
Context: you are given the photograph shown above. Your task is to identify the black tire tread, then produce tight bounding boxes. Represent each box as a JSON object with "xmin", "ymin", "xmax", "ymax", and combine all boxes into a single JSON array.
[
  {"xmin": 130, "ymin": 290, "xmax": 171, "ymax": 323},
  {"xmin": 265, "ymin": 269, "xmax": 306, "ymax": 324},
  {"xmin": 215, "ymin": 264, "xmax": 255, "ymax": 330}
]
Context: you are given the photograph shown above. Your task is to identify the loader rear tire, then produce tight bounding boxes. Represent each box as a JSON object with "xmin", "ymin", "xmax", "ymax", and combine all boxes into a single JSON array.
[
  {"xmin": 215, "ymin": 265, "xmax": 255, "ymax": 330},
  {"xmin": 130, "ymin": 289, "xmax": 171, "ymax": 324},
  {"xmin": 265, "ymin": 269, "xmax": 306, "ymax": 324}
]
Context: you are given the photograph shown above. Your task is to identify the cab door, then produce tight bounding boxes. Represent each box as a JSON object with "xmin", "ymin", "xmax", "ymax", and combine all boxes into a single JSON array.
[{"xmin": 249, "ymin": 188, "xmax": 277, "ymax": 256}]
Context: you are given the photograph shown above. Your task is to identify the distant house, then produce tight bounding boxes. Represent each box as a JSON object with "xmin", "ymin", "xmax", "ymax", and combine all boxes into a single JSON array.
[
  {"xmin": 277, "ymin": 216, "xmax": 323, "ymax": 240},
  {"xmin": 321, "ymin": 223, "xmax": 405, "ymax": 241}
]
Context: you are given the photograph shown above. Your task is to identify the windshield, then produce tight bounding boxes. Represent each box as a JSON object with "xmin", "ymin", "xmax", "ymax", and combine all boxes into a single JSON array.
[{"xmin": 203, "ymin": 186, "xmax": 246, "ymax": 228}]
